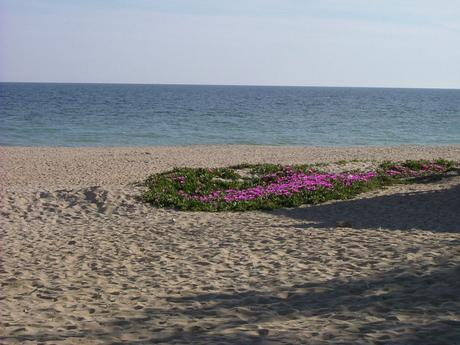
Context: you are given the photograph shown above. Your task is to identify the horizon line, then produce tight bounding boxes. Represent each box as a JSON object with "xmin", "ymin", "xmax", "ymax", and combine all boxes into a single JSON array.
[{"xmin": 1, "ymin": 81, "xmax": 459, "ymax": 91}]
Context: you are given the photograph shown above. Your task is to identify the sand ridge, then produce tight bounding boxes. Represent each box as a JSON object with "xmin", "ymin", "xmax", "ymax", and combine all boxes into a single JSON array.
[
  {"xmin": 1, "ymin": 146, "xmax": 460, "ymax": 344},
  {"xmin": 2, "ymin": 145, "xmax": 460, "ymax": 189}
]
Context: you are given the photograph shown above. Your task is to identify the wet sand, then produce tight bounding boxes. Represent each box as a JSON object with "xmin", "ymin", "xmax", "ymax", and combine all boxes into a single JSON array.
[{"xmin": 1, "ymin": 146, "xmax": 460, "ymax": 344}]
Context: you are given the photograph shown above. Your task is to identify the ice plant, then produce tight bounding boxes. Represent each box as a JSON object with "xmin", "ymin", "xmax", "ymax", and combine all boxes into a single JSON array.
[
  {"xmin": 187, "ymin": 171, "xmax": 378, "ymax": 203},
  {"xmin": 143, "ymin": 159, "xmax": 457, "ymax": 211}
]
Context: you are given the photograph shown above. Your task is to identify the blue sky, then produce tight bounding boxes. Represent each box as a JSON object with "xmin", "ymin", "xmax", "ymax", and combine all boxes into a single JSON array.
[{"xmin": 1, "ymin": 0, "xmax": 460, "ymax": 88}]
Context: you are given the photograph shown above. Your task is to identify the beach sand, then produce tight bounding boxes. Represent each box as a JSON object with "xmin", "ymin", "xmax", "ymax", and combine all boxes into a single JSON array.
[{"xmin": 1, "ymin": 145, "xmax": 460, "ymax": 344}]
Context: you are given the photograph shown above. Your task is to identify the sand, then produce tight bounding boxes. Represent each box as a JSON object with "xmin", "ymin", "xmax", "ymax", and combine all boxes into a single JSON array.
[{"xmin": 1, "ymin": 145, "xmax": 460, "ymax": 345}]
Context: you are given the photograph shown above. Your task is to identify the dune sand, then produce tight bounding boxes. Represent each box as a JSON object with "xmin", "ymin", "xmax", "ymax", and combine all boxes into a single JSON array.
[{"xmin": 1, "ymin": 145, "xmax": 460, "ymax": 344}]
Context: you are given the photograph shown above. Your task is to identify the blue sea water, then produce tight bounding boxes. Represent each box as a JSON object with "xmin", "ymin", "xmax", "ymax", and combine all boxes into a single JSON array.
[{"xmin": 0, "ymin": 82, "xmax": 459, "ymax": 147}]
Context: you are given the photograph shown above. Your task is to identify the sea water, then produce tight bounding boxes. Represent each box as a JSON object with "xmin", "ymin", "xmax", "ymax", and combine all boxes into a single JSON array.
[{"xmin": 1, "ymin": 83, "xmax": 459, "ymax": 146}]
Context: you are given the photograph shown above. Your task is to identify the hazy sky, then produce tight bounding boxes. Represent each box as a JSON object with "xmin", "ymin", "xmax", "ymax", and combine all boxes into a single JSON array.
[{"xmin": 1, "ymin": 0, "xmax": 460, "ymax": 88}]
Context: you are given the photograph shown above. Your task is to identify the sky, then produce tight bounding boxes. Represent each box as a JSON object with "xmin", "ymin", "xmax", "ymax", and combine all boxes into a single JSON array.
[{"xmin": 1, "ymin": 0, "xmax": 460, "ymax": 88}]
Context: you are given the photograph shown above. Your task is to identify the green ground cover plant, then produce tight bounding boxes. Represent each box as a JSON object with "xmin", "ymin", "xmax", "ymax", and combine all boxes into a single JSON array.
[{"xmin": 143, "ymin": 159, "xmax": 457, "ymax": 211}]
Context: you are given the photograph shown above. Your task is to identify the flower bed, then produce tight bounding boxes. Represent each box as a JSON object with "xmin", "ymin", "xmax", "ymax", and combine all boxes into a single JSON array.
[{"xmin": 143, "ymin": 159, "xmax": 457, "ymax": 211}]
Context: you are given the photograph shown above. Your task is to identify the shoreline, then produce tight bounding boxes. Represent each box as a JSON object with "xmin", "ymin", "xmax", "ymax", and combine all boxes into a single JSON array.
[{"xmin": 3, "ymin": 143, "xmax": 460, "ymax": 149}]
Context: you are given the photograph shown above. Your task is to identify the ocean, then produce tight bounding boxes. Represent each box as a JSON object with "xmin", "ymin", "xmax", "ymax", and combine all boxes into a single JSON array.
[{"xmin": 1, "ymin": 83, "xmax": 459, "ymax": 147}]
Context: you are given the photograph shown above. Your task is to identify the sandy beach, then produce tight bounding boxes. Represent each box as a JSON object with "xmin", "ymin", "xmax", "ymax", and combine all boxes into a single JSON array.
[{"xmin": 1, "ymin": 145, "xmax": 460, "ymax": 345}]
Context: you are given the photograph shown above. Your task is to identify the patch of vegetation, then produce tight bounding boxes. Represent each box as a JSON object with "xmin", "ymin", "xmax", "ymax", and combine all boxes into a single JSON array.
[{"xmin": 143, "ymin": 159, "xmax": 457, "ymax": 212}]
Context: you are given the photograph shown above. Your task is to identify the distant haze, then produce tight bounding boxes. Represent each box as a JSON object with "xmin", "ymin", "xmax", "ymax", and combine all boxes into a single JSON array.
[{"xmin": 1, "ymin": 0, "xmax": 460, "ymax": 88}]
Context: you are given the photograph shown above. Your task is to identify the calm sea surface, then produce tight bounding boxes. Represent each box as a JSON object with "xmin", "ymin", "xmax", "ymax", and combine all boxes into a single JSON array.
[{"xmin": 1, "ymin": 83, "xmax": 459, "ymax": 147}]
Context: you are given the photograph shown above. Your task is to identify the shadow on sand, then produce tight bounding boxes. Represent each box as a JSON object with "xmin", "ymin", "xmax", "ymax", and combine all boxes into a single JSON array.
[
  {"xmin": 3, "ymin": 265, "xmax": 459, "ymax": 344},
  {"xmin": 268, "ymin": 177, "xmax": 460, "ymax": 233}
]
